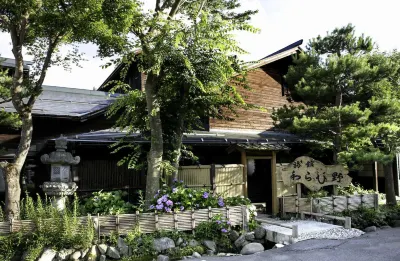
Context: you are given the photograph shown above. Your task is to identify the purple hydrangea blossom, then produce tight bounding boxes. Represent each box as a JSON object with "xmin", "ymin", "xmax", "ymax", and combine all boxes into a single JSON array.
[
  {"xmin": 164, "ymin": 207, "xmax": 172, "ymax": 213},
  {"xmin": 166, "ymin": 200, "xmax": 173, "ymax": 206},
  {"xmin": 157, "ymin": 198, "xmax": 163, "ymax": 205},
  {"xmin": 227, "ymin": 221, "xmax": 231, "ymax": 225},
  {"xmin": 149, "ymin": 205, "xmax": 155, "ymax": 210},
  {"xmin": 216, "ymin": 220, "xmax": 221, "ymax": 224},
  {"xmin": 202, "ymin": 192, "xmax": 209, "ymax": 199},
  {"xmin": 172, "ymin": 188, "xmax": 178, "ymax": 193},
  {"xmin": 218, "ymin": 197, "xmax": 225, "ymax": 207},
  {"xmin": 162, "ymin": 195, "xmax": 168, "ymax": 203},
  {"xmin": 221, "ymin": 228, "xmax": 228, "ymax": 233},
  {"xmin": 180, "ymin": 206, "xmax": 185, "ymax": 211},
  {"xmin": 156, "ymin": 204, "xmax": 163, "ymax": 210}
]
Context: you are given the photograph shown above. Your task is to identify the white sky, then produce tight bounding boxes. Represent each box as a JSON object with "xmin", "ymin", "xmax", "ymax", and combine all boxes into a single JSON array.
[{"xmin": 0, "ymin": 0, "xmax": 399, "ymax": 90}]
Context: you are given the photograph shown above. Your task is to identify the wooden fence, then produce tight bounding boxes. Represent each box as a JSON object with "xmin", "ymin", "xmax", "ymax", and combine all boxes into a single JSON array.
[
  {"xmin": 0, "ymin": 206, "xmax": 246, "ymax": 237},
  {"xmin": 280, "ymin": 194, "xmax": 379, "ymax": 215},
  {"xmin": 178, "ymin": 164, "xmax": 244, "ymax": 197}
]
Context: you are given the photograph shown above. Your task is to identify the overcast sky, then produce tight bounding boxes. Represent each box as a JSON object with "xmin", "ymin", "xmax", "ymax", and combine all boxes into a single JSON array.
[{"xmin": 0, "ymin": 0, "xmax": 399, "ymax": 90}]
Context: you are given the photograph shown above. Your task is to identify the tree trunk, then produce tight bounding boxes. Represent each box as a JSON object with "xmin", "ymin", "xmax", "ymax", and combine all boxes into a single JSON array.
[
  {"xmin": 384, "ymin": 162, "xmax": 397, "ymax": 205},
  {"xmin": 170, "ymin": 119, "xmax": 184, "ymax": 181},
  {"xmin": 333, "ymin": 91, "xmax": 343, "ymax": 164},
  {"xmin": 144, "ymin": 74, "xmax": 163, "ymax": 203}
]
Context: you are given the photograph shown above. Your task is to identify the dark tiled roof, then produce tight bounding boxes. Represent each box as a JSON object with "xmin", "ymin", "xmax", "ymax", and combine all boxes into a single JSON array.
[
  {"xmin": 0, "ymin": 57, "xmax": 33, "ymax": 70},
  {"xmin": 0, "ymin": 85, "xmax": 119, "ymax": 121},
  {"xmin": 233, "ymin": 143, "xmax": 290, "ymax": 151},
  {"xmin": 261, "ymin": 39, "xmax": 303, "ymax": 60}
]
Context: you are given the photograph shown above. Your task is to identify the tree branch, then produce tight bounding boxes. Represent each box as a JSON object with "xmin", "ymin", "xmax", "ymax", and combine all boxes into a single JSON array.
[
  {"xmin": 169, "ymin": 0, "xmax": 185, "ymax": 18},
  {"xmin": 0, "ymin": 14, "xmax": 10, "ymax": 27}
]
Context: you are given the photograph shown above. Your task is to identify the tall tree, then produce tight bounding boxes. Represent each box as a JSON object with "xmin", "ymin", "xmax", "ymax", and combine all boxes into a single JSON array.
[
  {"xmin": 0, "ymin": 0, "xmax": 135, "ymax": 219},
  {"xmin": 273, "ymin": 24, "xmax": 400, "ymax": 204},
  {"xmin": 105, "ymin": 0, "xmax": 257, "ymax": 201}
]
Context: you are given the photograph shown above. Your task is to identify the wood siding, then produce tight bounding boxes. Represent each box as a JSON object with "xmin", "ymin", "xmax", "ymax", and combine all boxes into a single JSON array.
[{"xmin": 76, "ymin": 160, "xmax": 145, "ymax": 191}]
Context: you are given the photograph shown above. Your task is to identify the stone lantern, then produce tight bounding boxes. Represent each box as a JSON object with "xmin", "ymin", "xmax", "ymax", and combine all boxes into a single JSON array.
[{"xmin": 40, "ymin": 135, "xmax": 80, "ymax": 210}]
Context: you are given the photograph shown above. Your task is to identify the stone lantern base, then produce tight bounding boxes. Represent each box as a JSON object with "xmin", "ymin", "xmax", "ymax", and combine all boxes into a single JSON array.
[{"xmin": 41, "ymin": 182, "xmax": 78, "ymax": 211}]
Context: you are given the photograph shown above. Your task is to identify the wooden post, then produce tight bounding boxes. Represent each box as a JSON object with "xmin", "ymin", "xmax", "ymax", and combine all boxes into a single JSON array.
[
  {"xmin": 241, "ymin": 151, "xmax": 248, "ymax": 197},
  {"xmin": 191, "ymin": 209, "xmax": 195, "ymax": 231},
  {"xmin": 281, "ymin": 196, "xmax": 286, "ymax": 218},
  {"xmin": 173, "ymin": 210, "xmax": 178, "ymax": 230},
  {"xmin": 135, "ymin": 211, "xmax": 140, "ymax": 229},
  {"xmin": 155, "ymin": 212, "xmax": 159, "ymax": 231},
  {"xmin": 300, "ymin": 212, "xmax": 305, "ymax": 220},
  {"xmin": 374, "ymin": 193, "xmax": 379, "ymax": 210},
  {"xmin": 332, "ymin": 195, "xmax": 335, "ymax": 212},
  {"xmin": 97, "ymin": 213, "xmax": 101, "ymax": 239},
  {"xmin": 344, "ymin": 217, "xmax": 351, "ymax": 229},
  {"xmin": 241, "ymin": 205, "xmax": 249, "ymax": 231},
  {"xmin": 272, "ymin": 151, "xmax": 278, "ymax": 215},
  {"xmin": 210, "ymin": 164, "xmax": 216, "ymax": 195},
  {"xmin": 332, "ymin": 185, "xmax": 338, "ymax": 195},
  {"xmin": 373, "ymin": 161, "xmax": 379, "ymax": 193},
  {"xmin": 292, "ymin": 224, "xmax": 299, "ymax": 238},
  {"xmin": 9, "ymin": 218, "xmax": 13, "ymax": 233},
  {"xmin": 115, "ymin": 215, "xmax": 119, "ymax": 235},
  {"xmin": 208, "ymin": 207, "xmax": 212, "ymax": 221},
  {"xmin": 226, "ymin": 207, "xmax": 230, "ymax": 222},
  {"xmin": 310, "ymin": 197, "xmax": 313, "ymax": 213}
]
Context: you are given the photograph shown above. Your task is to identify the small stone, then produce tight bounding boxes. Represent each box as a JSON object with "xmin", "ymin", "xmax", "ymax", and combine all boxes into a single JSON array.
[
  {"xmin": 364, "ymin": 226, "xmax": 377, "ymax": 232},
  {"xmin": 87, "ymin": 245, "xmax": 100, "ymax": 261},
  {"xmin": 240, "ymin": 243, "xmax": 264, "ymax": 255},
  {"xmin": 229, "ymin": 230, "xmax": 240, "ymax": 242},
  {"xmin": 37, "ymin": 248, "xmax": 57, "ymax": 261},
  {"xmin": 97, "ymin": 244, "xmax": 108, "ymax": 255},
  {"xmin": 157, "ymin": 254, "xmax": 170, "ymax": 261},
  {"xmin": 273, "ymin": 243, "xmax": 285, "ymax": 248},
  {"xmin": 99, "ymin": 255, "xmax": 106, "ymax": 261},
  {"xmin": 393, "ymin": 220, "xmax": 400, "ymax": 228},
  {"xmin": 254, "ymin": 226, "xmax": 266, "ymax": 239},
  {"xmin": 188, "ymin": 239, "xmax": 199, "ymax": 247},
  {"xmin": 70, "ymin": 251, "xmax": 81, "ymax": 260},
  {"xmin": 203, "ymin": 240, "xmax": 216, "ymax": 252},
  {"xmin": 244, "ymin": 232, "xmax": 255, "ymax": 241},
  {"xmin": 153, "ymin": 237, "xmax": 176, "ymax": 252},
  {"xmin": 206, "ymin": 250, "xmax": 215, "ymax": 256},
  {"xmin": 234, "ymin": 235, "xmax": 249, "ymax": 249},
  {"xmin": 192, "ymin": 252, "xmax": 201, "ymax": 258},
  {"xmin": 118, "ymin": 237, "xmax": 129, "ymax": 256},
  {"xmin": 176, "ymin": 237, "xmax": 184, "ymax": 246},
  {"xmin": 217, "ymin": 253, "xmax": 226, "ymax": 256},
  {"xmin": 106, "ymin": 246, "xmax": 121, "ymax": 259}
]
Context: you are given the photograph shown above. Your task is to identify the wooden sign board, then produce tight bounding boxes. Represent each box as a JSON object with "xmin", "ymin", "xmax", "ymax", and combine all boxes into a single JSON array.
[{"xmin": 281, "ymin": 156, "xmax": 352, "ymax": 191}]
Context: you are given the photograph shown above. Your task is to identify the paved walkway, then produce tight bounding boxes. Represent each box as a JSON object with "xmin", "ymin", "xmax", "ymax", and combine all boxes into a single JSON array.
[{"xmin": 188, "ymin": 227, "xmax": 400, "ymax": 261}]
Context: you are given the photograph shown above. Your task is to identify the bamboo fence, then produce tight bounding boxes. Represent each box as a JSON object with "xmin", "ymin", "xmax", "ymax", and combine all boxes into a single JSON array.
[
  {"xmin": 0, "ymin": 206, "xmax": 247, "ymax": 237},
  {"xmin": 280, "ymin": 194, "xmax": 379, "ymax": 215}
]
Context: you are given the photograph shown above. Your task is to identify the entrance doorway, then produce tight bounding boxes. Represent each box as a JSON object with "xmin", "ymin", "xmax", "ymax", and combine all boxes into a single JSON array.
[{"xmin": 247, "ymin": 158, "xmax": 272, "ymax": 213}]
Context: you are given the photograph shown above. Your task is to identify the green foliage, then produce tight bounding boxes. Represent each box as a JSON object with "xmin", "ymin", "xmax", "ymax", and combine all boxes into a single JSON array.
[
  {"xmin": 0, "ymin": 231, "xmax": 23, "ymax": 261},
  {"xmin": 340, "ymin": 207, "xmax": 387, "ymax": 228},
  {"xmin": 124, "ymin": 224, "xmax": 157, "ymax": 258},
  {"xmin": 195, "ymin": 215, "xmax": 232, "ymax": 251},
  {"xmin": 83, "ymin": 190, "xmax": 134, "ymax": 215},
  {"xmin": 337, "ymin": 183, "xmax": 376, "ymax": 196},
  {"xmin": 307, "ymin": 189, "xmax": 329, "ymax": 199},
  {"xmin": 166, "ymin": 245, "xmax": 205, "ymax": 259}
]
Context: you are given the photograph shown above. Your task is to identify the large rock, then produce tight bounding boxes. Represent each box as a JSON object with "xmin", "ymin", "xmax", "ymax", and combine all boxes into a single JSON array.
[
  {"xmin": 254, "ymin": 226, "xmax": 266, "ymax": 239},
  {"xmin": 55, "ymin": 249, "xmax": 74, "ymax": 260},
  {"xmin": 70, "ymin": 251, "xmax": 81, "ymax": 260},
  {"xmin": 229, "ymin": 230, "xmax": 240, "ymax": 242},
  {"xmin": 234, "ymin": 235, "xmax": 250, "ymax": 249},
  {"xmin": 157, "ymin": 254, "xmax": 170, "ymax": 261},
  {"xmin": 118, "ymin": 237, "xmax": 129, "ymax": 256},
  {"xmin": 364, "ymin": 226, "xmax": 377, "ymax": 233},
  {"xmin": 176, "ymin": 237, "xmax": 184, "ymax": 246},
  {"xmin": 188, "ymin": 239, "xmax": 199, "ymax": 247},
  {"xmin": 97, "ymin": 244, "xmax": 108, "ymax": 255},
  {"xmin": 106, "ymin": 246, "xmax": 121, "ymax": 259},
  {"xmin": 38, "ymin": 249, "xmax": 57, "ymax": 261},
  {"xmin": 245, "ymin": 232, "xmax": 255, "ymax": 241},
  {"xmin": 393, "ymin": 220, "xmax": 400, "ymax": 228},
  {"xmin": 87, "ymin": 245, "xmax": 100, "ymax": 261},
  {"xmin": 81, "ymin": 248, "xmax": 89, "ymax": 259},
  {"xmin": 203, "ymin": 240, "xmax": 217, "ymax": 252},
  {"xmin": 99, "ymin": 255, "xmax": 106, "ymax": 261},
  {"xmin": 153, "ymin": 237, "xmax": 176, "ymax": 253},
  {"xmin": 192, "ymin": 252, "xmax": 202, "ymax": 258},
  {"xmin": 240, "ymin": 243, "xmax": 264, "ymax": 255}
]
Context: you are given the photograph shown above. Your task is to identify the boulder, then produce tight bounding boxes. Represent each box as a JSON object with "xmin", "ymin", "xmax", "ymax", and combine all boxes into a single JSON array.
[
  {"xmin": 38, "ymin": 249, "xmax": 57, "ymax": 261},
  {"xmin": 244, "ymin": 232, "xmax": 255, "ymax": 241},
  {"xmin": 70, "ymin": 251, "xmax": 81, "ymax": 260},
  {"xmin": 203, "ymin": 240, "xmax": 217, "ymax": 252},
  {"xmin": 87, "ymin": 245, "xmax": 100, "ymax": 261},
  {"xmin": 393, "ymin": 220, "xmax": 400, "ymax": 228},
  {"xmin": 240, "ymin": 243, "xmax": 264, "ymax": 255},
  {"xmin": 97, "ymin": 244, "xmax": 108, "ymax": 255},
  {"xmin": 106, "ymin": 246, "xmax": 121, "ymax": 259},
  {"xmin": 153, "ymin": 237, "xmax": 176, "ymax": 253},
  {"xmin": 380, "ymin": 225, "xmax": 392, "ymax": 229},
  {"xmin": 364, "ymin": 226, "xmax": 377, "ymax": 233},
  {"xmin": 206, "ymin": 250, "xmax": 215, "ymax": 256},
  {"xmin": 229, "ymin": 230, "xmax": 240, "ymax": 242},
  {"xmin": 157, "ymin": 254, "xmax": 170, "ymax": 261},
  {"xmin": 192, "ymin": 252, "xmax": 202, "ymax": 258},
  {"xmin": 55, "ymin": 249, "xmax": 74, "ymax": 261},
  {"xmin": 99, "ymin": 255, "xmax": 106, "ymax": 261},
  {"xmin": 81, "ymin": 248, "xmax": 89, "ymax": 259},
  {"xmin": 234, "ymin": 235, "xmax": 250, "ymax": 249},
  {"xmin": 118, "ymin": 237, "xmax": 129, "ymax": 256},
  {"xmin": 188, "ymin": 239, "xmax": 199, "ymax": 247},
  {"xmin": 254, "ymin": 226, "xmax": 266, "ymax": 239},
  {"xmin": 176, "ymin": 237, "xmax": 184, "ymax": 246}
]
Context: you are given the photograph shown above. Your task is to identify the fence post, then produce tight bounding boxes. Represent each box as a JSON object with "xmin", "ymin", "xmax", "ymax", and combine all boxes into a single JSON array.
[
  {"xmin": 281, "ymin": 196, "xmax": 286, "ymax": 218},
  {"xmin": 310, "ymin": 197, "xmax": 313, "ymax": 213},
  {"xmin": 241, "ymin": 206, "xmax": 249, "ymax": 232},
  {"xmin": 97, "ymin": 213, "xmax": 101, "ymax": 239},
  {"xmin": 210, "ymin": 164, "xmax": 216, "ymax": 195},
  {"xmin": 300, "ymin": 212, "xmax": 305, "ymax": 220},
  {"xmin": 374, "ymin": 193, "xmax": 379, "ymax": 210},
  {"xmin": 173, "ymin": 210, "xmax": 178, "ymax": 230},
  {"xmin": 360, "ymin": 194, "xmax": 364, "ymax": 207},
  {"xmin": 345, "ymin": 217, "xmax": 352, "ymax": 229},
  {"xmin": 295, "ymin": 196, "xmax": 299, "ymax": 214},
  {"xmin": 346, "ymin": 195, "xmax": 350, "ymax": 210},
  {"xmin": 332, "ymin": 195, "xmax": 335, "ymax": 212},
  {"xmin": 208, "ymin": 207, "xmax": 212, "ymax": 221},
  {"xmin": 292, "ymin": 224, "xmax": 299, "ymax": 238},
  {"xmin": 191, "ymin": 209, "xmax": 195, "ymax": 234},
  {"xmin": 9, "ymin": 218, "xmax": 13, "ymax": 233},
  {"xmin": 116, "ymin": 215, "xmax": 119, "ymax": 235},
  {"xmin": 155, "ymin": 212, "xmax": 159, "ymax": 231},
  {"xmin": 226, "ymin": 207, "xmax": 230, "ymax": 221},
  {"xmin": 135, "ymin": 211, "xmax": 140, "ymax": 230}
]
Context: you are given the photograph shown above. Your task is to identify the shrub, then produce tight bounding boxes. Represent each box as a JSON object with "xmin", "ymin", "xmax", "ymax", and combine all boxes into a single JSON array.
[
  {"xmin": 166, "ymin": 245, "xmax": 205, "ymax": 259},
  {"xmin": 83, "ymin": 190, "xmax": 134, "ymax": 215},
  {"xmin": 195, "ymin": 214, "xmax": 232, "ymax": 251},
  {"xmin": 339, "ymin": 207, "xmax": 388, "ymax": 229}
]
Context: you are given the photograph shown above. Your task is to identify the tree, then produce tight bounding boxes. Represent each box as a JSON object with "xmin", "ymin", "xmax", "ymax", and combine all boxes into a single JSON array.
[
  {"xmin": 273, "ymin": 24, "xmax": 400, "ymax": 204},
  {"xmin": 0, "ymin": 0, "xmax": 135, "ymax": 219},
  {"xmin": 105, "ymin": 0, "xmax": 257, "ymax": 201}
]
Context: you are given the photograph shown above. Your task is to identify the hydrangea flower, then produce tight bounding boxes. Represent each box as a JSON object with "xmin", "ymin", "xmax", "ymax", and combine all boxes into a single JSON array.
[
  {"xmin": 180, "ymin": 206, "xmax": 185, "ymax": 211},
  {"xmin": 172, "ymin": 188, "xmax": 178, "ymax": 193},
  {"xmin": 157, "ymin": 198, "xmax": 163, "ymax": 205},
  {"xmin": 156, "ymin": 204, "xmax": 163, "ymax": 210},
  {"xmin": 162, "ymin": 195, "xmax": 168, "ymax": 203},
  {"xmin": 218, "ymin": 197, "xmax": 225, "ymax": 207},
  {"xmin": 202, "ymin": 192, "xmax": 209, "ymax": 199},
  {"xmin": 216, "ymin": 220, "xmax": 221, "ymax": 224},
  {"xmin": 149, "ymin": 205, "xmax": 155, "ymax": 210},
  {"xmin": 221, "ymin": 228, "xmax": 228, "ymax": 233},
  {"xmin": 166, "ymin": 200, "xmax": 173, "ymax": 206},
  {"xmin": 227, "ymin": 221, "xmax": 231, "ymax": 225},
  {"xmin": 164, "ymin": 207, "xmax": 172, "ymax": 213}
]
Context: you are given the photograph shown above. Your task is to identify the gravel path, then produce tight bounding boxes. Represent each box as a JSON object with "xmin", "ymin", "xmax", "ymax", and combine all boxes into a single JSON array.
[{"xmin": 296, "ymin": 227, "xmax": 364, "ymax": 241}]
